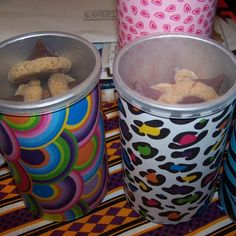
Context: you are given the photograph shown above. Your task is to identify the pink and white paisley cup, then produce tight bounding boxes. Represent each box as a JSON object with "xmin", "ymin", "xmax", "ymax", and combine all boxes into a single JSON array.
[{"xmin": 117, "ymin": 0, "xmax": 217, "ymax": 48}]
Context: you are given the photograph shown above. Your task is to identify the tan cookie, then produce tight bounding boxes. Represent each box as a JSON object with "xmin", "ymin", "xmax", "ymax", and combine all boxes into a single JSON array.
[
  {"xmin": 151, "ymin": 69, "xmax": 219, "ymax": 104},
  {"xmin": 48, "ymin": 73, "xmax": 75, "ymax": 97},
  {"xmin": 175, "ymin": 69, "xmax": 199, "ymax": 81},
  {"xmin": 8, "ymin": 56, "xmax": 72, "ymax": 84},
  {"xmin": 15, "ymin": 79, "xmax": 43, "ymax": 102}
]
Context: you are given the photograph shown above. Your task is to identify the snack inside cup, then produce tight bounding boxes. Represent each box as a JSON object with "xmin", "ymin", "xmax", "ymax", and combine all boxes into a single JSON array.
[
  {"xmin": 114, "ymin": 33, "xmax": 236, "ymax": 118},
  {"xmin": 0, "ymin": 32, "xmax": 101, "ymax": 116},
  {"xmin": 134, "ymin": 68, "xmax": 224, "ymax": 104}
]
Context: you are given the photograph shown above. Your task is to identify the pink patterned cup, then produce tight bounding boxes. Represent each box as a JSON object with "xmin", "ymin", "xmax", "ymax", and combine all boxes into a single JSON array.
[{"xmin": 117, "ymin": 0, "xmax": 217, "ymax": 48}]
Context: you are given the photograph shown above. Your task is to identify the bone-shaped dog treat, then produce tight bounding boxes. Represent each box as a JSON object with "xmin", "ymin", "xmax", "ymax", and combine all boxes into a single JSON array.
[
  {"xmin": 15, "ymin": 79, "xmax": 43, "ymax": 102},
  {"xmin": 8, "ymin": 56, "xmax": 72, "ymax": 84},
  {"xmin": 48, "ymin": 73, "xmax": 75, "ymax": 97},
  {"xmin": 7, "ymin": 40, "xmax": 80, "ymax": 102}
]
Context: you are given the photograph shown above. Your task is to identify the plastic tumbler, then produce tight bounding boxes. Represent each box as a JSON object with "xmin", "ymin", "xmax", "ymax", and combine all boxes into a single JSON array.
[
  {"xmin": 117, "ymin": 0, "xmax": 218, "ymax": 48},
  {"xmin": 113, "ymin": 33, "xmax": 236, "ymax": 224},
  {"xmin": 0, "ymin": 32, "xmax": 108, "ymax": 221}
]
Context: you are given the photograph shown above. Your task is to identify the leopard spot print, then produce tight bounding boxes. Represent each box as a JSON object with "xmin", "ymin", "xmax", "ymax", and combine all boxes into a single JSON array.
[
  {"xmin": 120, "ymin": 119, "xmax": 132, "ymax": 143},
  {"xmin": 119, "ymin": 97, "xmax": 234, "ymax": 223},
  {"xmin": 127, "ymin": 103, "xmax": 144, "ymax": 115},
  {"xmin": 131, "ymin": 119, "xmax": 170, "ymax": 139},
  {"xmin": 170, "ymin": 118, "xmax": 195, "ymax": 125},
  {"xmin": 171, "ymin": 147, "xmax": 200, "ymax": 160},
  {"xmin": 132, "ymin": 142, "xmax": 158, "ymax": 159},
  {"xmin": 124, "ymin": 168, "xmax": 135, "ymax": 183},
  {"xmin": 158, "ymin": 162, "xmax": 197, "ymax": 173},
  {"xmin": 127, "ymin": 148, "xmax": 143, "ymax": 166},
  {"xmin": 176, "ymin": 172, "xmax": 202, "ymax": 183},
  {"xmin": 169, "ymin": 130, "xmax": 208, "ymax": 149},
  {"xmin": 203, "ymin": 150, "xmax": 221, "ymax": 169},
  {"xmin": 162, "ymin": 184, "xmax": 195, "ymax": 195},
  {"xmin": 194, "ymin": 119, "xmax": 209, "ymax": 130},
  {"xmin": 142, "ymin": 196, "xmax": 164, "ymax": 210},
  {"xmin": 139, "ymin": 169, "xmax": 166, "ymax": 186},
  {"xmin": 134, "ymin": 176, "xmax": 153, "ymax": 192},
  {"xmin": 201, "ymin": 169, "xmax": 219, "ymax": 188},
  {"xmin": 155, "ymin": 155, "xmax": 166, "ymax": 161},
  {"xmin": 159, "ymin": 211, "xmax": 189, "ymax": 222},
  {"xmin": 138, "ymin": 205, "xmax": 155, "ymax": 221},
  {"xmin": 171, "ymin": 191, "xmax": 203, "ymax": 205},
  {"xmin": 122, "ymin": 148, "xmax": 135, "ymax": 171}
]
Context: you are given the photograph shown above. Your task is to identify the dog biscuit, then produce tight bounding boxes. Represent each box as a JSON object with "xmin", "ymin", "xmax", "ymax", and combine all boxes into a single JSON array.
[
  {"xmin": 8, "ymin": 56, "xmax": 72, "ymax": 84},
  {"xmin": 15, "ymin": 79, "xmax": 43, "ymax": 102},
  {"xmin": 151, "ymin": 69, "xmax": 219, "ymax": 104},
  {"xmin": 48, "ymin": 73, "xmax": 75, "ymax": 97}
]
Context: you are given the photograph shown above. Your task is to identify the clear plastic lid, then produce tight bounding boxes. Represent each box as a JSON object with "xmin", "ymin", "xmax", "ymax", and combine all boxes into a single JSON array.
[
  {"xmin": 0, "ymin": 31, "xmax": 101, "ymax": 116},
  {"xmin": 113, "ymin": 33, "xmax": 236, "ymax": 118}
]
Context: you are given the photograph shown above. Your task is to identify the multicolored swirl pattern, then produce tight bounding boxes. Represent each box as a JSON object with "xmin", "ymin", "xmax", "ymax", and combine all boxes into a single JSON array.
[
  {"xmin": 0, "ymin": 85, "xmax": 108, "ymax": 221},
  {"xmin": 117, "ymin": 0, "xmax": 217, "ymax": 47},
  {"xmin": 118, "ymin": 97, "xmax": 234, "ymax": 224}
]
